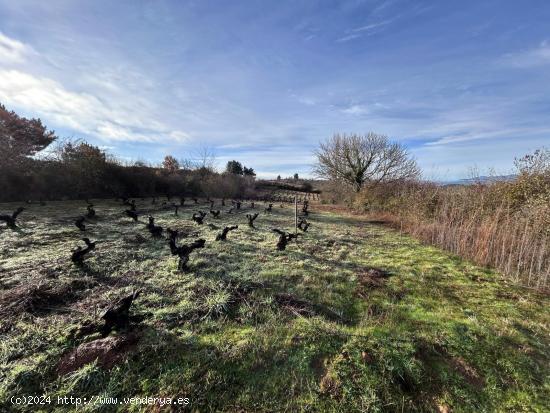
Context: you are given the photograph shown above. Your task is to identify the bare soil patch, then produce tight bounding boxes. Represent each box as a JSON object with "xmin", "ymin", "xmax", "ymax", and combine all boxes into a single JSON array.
[
  {"xmin": 0, "ymin": 282, "xmax": 81, "ymax": 317},
  {"xmin": 356, "ymin": 267, "xmax": 392, "ymax": 298},
  {"xmin": 57, "ymin": 333, "xmax": 139, "ymax": 375}
]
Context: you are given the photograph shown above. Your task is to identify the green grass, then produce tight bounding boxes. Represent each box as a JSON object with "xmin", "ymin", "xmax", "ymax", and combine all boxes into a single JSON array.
[{"xmin": 0, "ymin": 199, "xmax": 548, "ymax": 412}]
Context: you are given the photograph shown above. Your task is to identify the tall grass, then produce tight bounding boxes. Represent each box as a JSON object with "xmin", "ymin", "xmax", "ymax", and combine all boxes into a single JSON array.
[
  {"xmin": 397, "ymin": 192, "xmax": 548, "ymax": 289},
  {"xmin": 353, "ymin": 149, "xmax": 550, "ymax": 290}
]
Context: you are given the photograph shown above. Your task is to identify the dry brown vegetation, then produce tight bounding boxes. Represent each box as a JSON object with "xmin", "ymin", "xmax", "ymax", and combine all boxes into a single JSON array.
[{"xmin": 346, "ymin": 149, "xmax": 550, "ymax": 289}]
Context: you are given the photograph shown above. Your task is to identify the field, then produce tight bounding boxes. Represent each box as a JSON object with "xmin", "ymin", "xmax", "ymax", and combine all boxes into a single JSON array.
[{"xmin": 0, "ymin": 198, "xmax": 549, "ymax": 412}]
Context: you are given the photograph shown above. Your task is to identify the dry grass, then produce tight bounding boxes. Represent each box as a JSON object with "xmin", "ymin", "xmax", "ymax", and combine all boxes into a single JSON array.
[
  {"xmin": 354, "ymin": 167, "xmax": 550, "ymax": 290},
  {"xmin": 398, "ymin": 201, "xmax": 549, "ymax": 289}
]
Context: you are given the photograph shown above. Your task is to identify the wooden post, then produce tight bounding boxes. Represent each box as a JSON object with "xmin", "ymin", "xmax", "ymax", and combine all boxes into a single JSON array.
[{"xmin": 294, "ymin": 196, "xmax": 298, "ymax": 236}]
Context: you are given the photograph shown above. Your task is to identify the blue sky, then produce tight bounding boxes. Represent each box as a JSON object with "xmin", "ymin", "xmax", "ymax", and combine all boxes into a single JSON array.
[{"xmin": 0, "ymin": 0, "xmax": 549, "ymax": 180}]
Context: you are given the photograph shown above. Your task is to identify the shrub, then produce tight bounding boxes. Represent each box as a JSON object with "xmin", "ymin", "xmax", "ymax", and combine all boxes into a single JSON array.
[{"xmin": 345, "ymin": 149, "xmax": 549, "ymax": 289}]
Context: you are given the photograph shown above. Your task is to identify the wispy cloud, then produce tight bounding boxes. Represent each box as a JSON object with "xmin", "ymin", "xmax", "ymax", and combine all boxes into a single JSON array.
[
  {"xmin": 0, "ymin": 31, "xmax": 35, "ymax": 63},
  {"xmin": 502, "ymin": 40, "xmax": 550, "ymax": 67},
  {"xmin": 353, "ymin": 19, "xmax": 395, "ymax": 34},
  {"xmin": 336, "ymin": 2, "xmax": 415, "ymax": 43},
  {"xmin": 337, "ymin": 19, "xmax": 395, "ymax": 42},
  {"xmin": 425, "ymin": 126, "xmax": 550, "ymax": 146},
  {"xmin": 290, "ymin": 93, "xmax": 317, "ymax": 106},
  {"xmin": 0, "ymin": 69, "xmax": 188, "ymax": 143},
  {"xmin": 341, "ymin": 104, "xmax": 370, "ymax": 115},
  {"xmin": 337, "ymin": 33, "xmax": 362, "ymax": 43}
]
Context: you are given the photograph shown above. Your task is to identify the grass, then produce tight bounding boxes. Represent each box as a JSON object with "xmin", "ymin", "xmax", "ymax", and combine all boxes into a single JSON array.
[{"xmin": 0, "ymin": 198, "xmax": 548, "ymax": 412}]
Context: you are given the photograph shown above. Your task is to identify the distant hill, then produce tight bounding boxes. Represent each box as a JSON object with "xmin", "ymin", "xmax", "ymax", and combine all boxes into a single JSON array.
[{"xmin": 442, "ymin": 175, "xmax": 517, "ymax": 185}]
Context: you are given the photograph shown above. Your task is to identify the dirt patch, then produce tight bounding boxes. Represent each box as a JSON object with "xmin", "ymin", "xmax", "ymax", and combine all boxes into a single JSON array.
[
  {"xmin": 467, "ymin": 274, "xmax": 490, "ymax": 283},
  {"xmin": 356, "ymin": 267, "xmax": 392, "ymax": 298},
  {"xmin": 314, "ymin": 204, "xmax": 355, "ymax": 214},
  {"xmin": 360, "ymin": 267, "xmax": 391, "ymax": 284},
  {"xmin": 446, "ymin": 356, "xmax": 484, "ymax": 387},
  {"xmin": 57, "ymin": 333, "xmax": 139, "ymax": 375},
  {"xmin": 366, "ymin": 303, "xmax": 387, "ymax": 319},
  {"xmin": 0, "ymin": 282, "xmax": 79, "ymax": 317},
  {"xmin": 494, "ymin": 290, "xmax": 521, "ymax": 300},
  {"xmin": 274, "ymin": 293, "xmax": 346, "ymax": 323},
  {"xmin": 319, "ymin": 372, "xmax": 342, "ymax": 399},
  {"xmin": 416, "ymin": 343, "xmax": 485, "ymax": 388},
  {"xmin": 365, "ymin": 219, "xmax": 390, "ymax": 225},
  {"xmin": 303, "ymin": 244, "xmax": 324, "ymax": 256},
  {"xmin": 274, "ymin": 293, "xmax": 318, "ymax": 317},
  {"xmin": 123, "ymin": 233, "xmax": 147, "ymax": 244},
  {"xmin": 68, "ymin": 278, "xmax": 99, "ymax": 290}
]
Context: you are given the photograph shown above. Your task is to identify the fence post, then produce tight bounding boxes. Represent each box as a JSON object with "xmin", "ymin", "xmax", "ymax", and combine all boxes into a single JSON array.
[{"xmin": 295, "ymin": 196, "xmax": 298, "ymax": 236}]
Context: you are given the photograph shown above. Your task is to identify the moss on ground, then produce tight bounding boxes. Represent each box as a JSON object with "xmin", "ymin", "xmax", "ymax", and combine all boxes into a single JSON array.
[{"xmin": 0, "ymin": 199, "xmax": 548, "ymax": 412}]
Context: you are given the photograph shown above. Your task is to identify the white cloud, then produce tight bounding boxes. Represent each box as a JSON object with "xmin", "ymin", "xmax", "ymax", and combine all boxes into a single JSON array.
[
  {"xmin": 0, "ymin": 69, "xmax": 189, "ymax": 143},
  {"xmin": 290, "ymin": 93, "xmax": 316, "ymax": 106},
  {"xmin": 341, "ymin": 104, "xmax": 370, "ymax": 115},
  {"xmin": 502, "ymin": 40, "xmax": 550, "ymax": 67},
  {"xmin": 337, "ymin": 12, "xmax": 402, "ymax": 42},
  {"xmin": 336, "ymin": 19, "xmax": 393, "ymax": 42},
  {"xmin": 426, "ymin": 126, "xmax": 550, "ymax": 146},
  {"xmin": 336, "ymin": 33, "xmax": 362, "ymax": 43},
  {"xmin": 169, "ymin": 131, "xmax": 191, "ymax": 142},
  {"xmin": 0, "ymin": 32, "xmax": 35, "ymax": 64},
  {"xmin": 352, "ymin": 19, "xmax": 394, "ymax": 34},
  {"xmin": 297, "ymin": 96, "xmax": 316, "ymax": 106}
]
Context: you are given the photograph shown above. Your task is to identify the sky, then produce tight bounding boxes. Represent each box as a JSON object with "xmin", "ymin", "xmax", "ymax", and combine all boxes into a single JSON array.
[{"xmin": 0, "ymin": 0, "xmax": 549, "ymax": 180}]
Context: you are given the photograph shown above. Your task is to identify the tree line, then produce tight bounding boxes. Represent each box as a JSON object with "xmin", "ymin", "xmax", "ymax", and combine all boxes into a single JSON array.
[{"xmin": 0, "ymin": 104, "xmax": 256, "ymax": 202}]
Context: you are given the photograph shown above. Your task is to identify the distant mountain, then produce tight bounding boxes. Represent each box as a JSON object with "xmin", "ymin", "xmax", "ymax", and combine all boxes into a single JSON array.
[{"xmin": 442, "ymin": 175, "xmax": 517, "ymax": 185}]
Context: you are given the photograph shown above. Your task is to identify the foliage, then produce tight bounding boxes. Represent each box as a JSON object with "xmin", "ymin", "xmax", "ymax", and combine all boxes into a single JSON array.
[
  {"xmin": 226, "ymin": 160, "xmax": 256, "ymax": 177},
  {"xmin": 1, "ymin": 141, "xmax": 257, "ymax": 202},
  {"xmin": 0, "ymin": 105, "xmax": 260, "ymax": 202},
  {"xmin": 162, "ymin": 155, "xmax": 180, "ymax": 173},
  {"xmin": 226, "ymin": 160, "xmax": 244, "ymax": 175},
  {"xmin": 0, "ymin": 103, "xmax": 56, "ymax": 167}
]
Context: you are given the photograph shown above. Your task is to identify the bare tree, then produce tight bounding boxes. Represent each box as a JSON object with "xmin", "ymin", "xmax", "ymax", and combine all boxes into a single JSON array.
[
  {"xmin": 177, "ymin": 146, "xmax": 217, "ymax": 172},
  {"xmin": 313, "ymin": 133, "xmax": 419, "ymax": 192},
  {"xmin": 195, "ymin": 145, "xmax": 217, "ymax": 171}
]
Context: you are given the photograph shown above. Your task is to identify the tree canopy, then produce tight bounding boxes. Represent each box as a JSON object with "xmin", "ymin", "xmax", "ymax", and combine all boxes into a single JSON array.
[
  {"xmin": 0, "ymin": 103, "xmax": 56, "ymax": 167},
  {"xmin": 226, "ymin": 160, "xmax": 256, "ymax": 177},
  {"xmin": 226, "ymin": 160, "xmax": 244, "ymax": 175},
  {"xmin": 314, "ymin": 133, "xmax": 419, "ymax": 192},
  {"xmin": 162, "ymin": 155, "xmax": 180, "ymax": 173}
]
